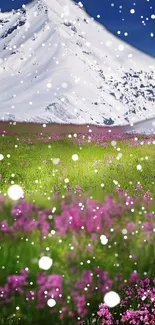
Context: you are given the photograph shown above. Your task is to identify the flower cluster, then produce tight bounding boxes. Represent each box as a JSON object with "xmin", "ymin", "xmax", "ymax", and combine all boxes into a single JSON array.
[
  {"xmin": 0, "ymin": 269, "xmax": 29, "ymax": 303},
  {"xmin": 1, "ymin": 129, "xmax": 155, "ymax": 147},
  {"xmin": 0, "ymin": 267, "xmax": 114, "ymax": 318},
  {"xmin": 0, "ymin": 201, "xmax": 51, "ymax": 237},
  {"xmin": 55, "ymin": 196, "xmax": 125, "ymax": 235},
  {"xmin": 97, "ymin": 304, "xmax": 114, "ymax": 325},
  {"xmin": 0, "ymin": 192, "xmax": 151, "ymax": 239},
  {"xmin": 97, "ymin": 278, "xmax": 155, "ymax": 324},
  {"xmin": 37, "ymin": 273, "xmax": 63, "ymax": 309},
  {"xmin": 0, "ymin": 189, "xmax": 154, "ymax": 324}
]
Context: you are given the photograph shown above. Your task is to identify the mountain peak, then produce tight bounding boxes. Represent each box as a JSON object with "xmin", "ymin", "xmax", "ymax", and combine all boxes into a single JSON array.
[{"xmin": 0, "ymin": 0, "xmax": 155, "ymax": 124}]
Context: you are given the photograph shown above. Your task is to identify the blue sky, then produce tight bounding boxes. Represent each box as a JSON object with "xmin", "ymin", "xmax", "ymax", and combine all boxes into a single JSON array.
[{"xmin": 1, "ymin": 0, "xmax": 155, "ymax": 57}]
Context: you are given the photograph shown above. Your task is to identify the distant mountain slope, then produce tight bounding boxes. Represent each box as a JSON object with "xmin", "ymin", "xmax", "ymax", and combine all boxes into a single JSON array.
[{"xmin": 0, "ymin": 0, "xmax": 155, "ymax": 125}]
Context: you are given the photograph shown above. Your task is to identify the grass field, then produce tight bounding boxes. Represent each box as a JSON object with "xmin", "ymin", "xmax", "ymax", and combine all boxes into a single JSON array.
[
  {"xmin": 0, "ymin": 133, "xmax": 155, "ymax": 325},
  {"xmin": 0, "ymin": 134, "xmax": 155, "ymax": 203}
]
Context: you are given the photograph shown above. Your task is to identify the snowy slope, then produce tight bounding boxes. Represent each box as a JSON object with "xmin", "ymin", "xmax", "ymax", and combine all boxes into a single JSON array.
[{"xmin": 0, "ymin": 0, "xmax": 155, "ymax": 125}]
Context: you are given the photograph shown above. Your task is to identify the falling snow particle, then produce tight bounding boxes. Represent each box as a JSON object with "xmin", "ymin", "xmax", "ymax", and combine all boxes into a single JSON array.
[
  {"xmin": 104, "ymin": 291, "xmax": 121, "ymax": 308},
  {"xmin": 118, "ymin": 45, "xmax": 124, "ymax": 51},
  {"xmin": 7, "ymin": 185, "xmax": 24, "ymax": 201},
  {"xmin": 72, "ymin": 154, "xmax": 79, "ymax": 161},
  {"xmin": 117, "ymin": 153, "xmax": 123, "ymax": 160},
  {"xmin": 100, "ymin": 235, "xmax": 108, "ymax": 245},
  {"xmin": 78, "ymin": 2, "xmax": 83, "ymax": 8},
  {"xmin": 61, "ymin": 82, "xmax": 68, "ymax": 89},
  {"xmin": 137, "ymin": 164, "xmax": 142, "ymax": 170},
  {"xmin": 52, "ymin": 158, "xmax": 60, "ymax": 165},
  {"xmin": 38, "ymin": 256, "xmax": 53, "ymax": 270},
  {"xmin": 47, "ymin": 299, "xmax": 56, "ymax": 307},
  {"xmin": 130, "ymin": 9, "xmax": 135, "ymax": 14},
  {"xmin": 111, "ymin": 141, "xmax": 117, "ymax": 147},
  {"xmin": 47, "ymin": 83, "xmax": 52, "ymax": 89}
]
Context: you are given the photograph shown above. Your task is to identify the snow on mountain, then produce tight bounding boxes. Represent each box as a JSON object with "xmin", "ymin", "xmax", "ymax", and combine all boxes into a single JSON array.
[{"xmin": 0, "ymin": 0, "xmax": 155, "ymax": 125}]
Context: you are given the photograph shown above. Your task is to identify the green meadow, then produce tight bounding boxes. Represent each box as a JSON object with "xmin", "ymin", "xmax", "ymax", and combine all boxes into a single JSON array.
[{"xmin": 0, "ymin": 135, "xmax": 155, "ymax": 204}]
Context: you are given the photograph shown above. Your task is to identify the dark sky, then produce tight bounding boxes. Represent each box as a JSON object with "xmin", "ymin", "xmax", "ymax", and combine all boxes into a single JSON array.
[{"xmin": 1, "ymin": 0, "xmax": 155, "ymax": 57}]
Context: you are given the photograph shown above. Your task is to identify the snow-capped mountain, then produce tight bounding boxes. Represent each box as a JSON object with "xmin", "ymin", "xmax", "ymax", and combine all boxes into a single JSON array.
[{"xmin": 0, "ymin": 0, "xmax": 155, "ymax": 125}]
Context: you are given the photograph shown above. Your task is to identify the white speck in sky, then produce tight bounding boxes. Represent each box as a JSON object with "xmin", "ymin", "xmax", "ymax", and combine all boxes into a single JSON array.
[{"xmin": 130, "ymin": 9, "xmax": 135, "ymax": 14}]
